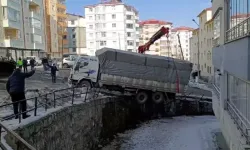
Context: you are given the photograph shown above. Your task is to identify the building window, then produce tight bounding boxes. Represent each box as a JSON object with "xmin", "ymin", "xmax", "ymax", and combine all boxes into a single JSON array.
[
  {"xmin": 112, "ymin": 6, "xmax": 115, "ymax": 10},
  {"xmin": 113, "ymin": 41, "xmax": 116, "ymax": 45},
  {"xmin": 127, "ymin": 40, "xmax": 134, "ymax": 46},
  {"xmin": 72, "ymin": 28, "xmax": 75, "ymax": 32},
  {"xmin": 73, "ymin": 41, "xmax": 76, "ymax": 45},
  {"xmin": 100, "ymin": 41, "xmax": 106, "ymax": 46},
  {"xmin": 89, "ymin": 8, "xmax": 93, "ymax": 12},
  {"xmin": 112, "ymin": 32, "xmax": 116, "ymax": 37},
  {"xmin": 30, "ymin": 18, "xmax": 41, "ymax": 29},
  {"xmin": 72, "ymin": 34, "xmax": 76, "ymax": 38},
  {"xmin": 126, "ymin": 15, "xmax": 132, "ymax": 20},
  {"xmin": 89, "ymin": 25, "xmax": 93, "ymax": 29},
  {"xmin": 72, "ymin": 48, "xmax": 76, "ymax": 52},
  {"xmin": 128, "ymin": 49, "xmax": 132, "ymax": 52},
  {"xmin": 90, "ymin": 42, "xmax": 94, "ymax": 47},
  {"xmin": 71, "ymin": 20, "xmax": 75, "ymax": 25},
  {"xmin": 63, "ymin": 35, "xmax": 67, "ymax": 39},
  {"xmin": 89, "ymin": 33, "xmax": 93, "ymax": 37},
  {"xmin": 112, "ymin": 23, "xmax": 116, "ymax": 28},
  {"xmin": 126, "ymin": 24, "xmax": 133, "ymax": 29},
  {"xmin": 127, "ymin": 32, "xmax": 132, "ymax": 37},
  {"xmin": 89, "ymin": 16, "xmax": 93, "ymax": 20},
  {"xmin": 214, "ymin": 14, "xmax": 220, "ymax": 39},
  {"xmin": 112, "ymin": 14, "xmax": 116, "ymax": 19},
  {"xmin": 3, "ymin": 7, "xmax": 20, "ymax": 21},
  {"xmin": 101, "ymin": 32, "xmax": 106, "ymax": 37}
]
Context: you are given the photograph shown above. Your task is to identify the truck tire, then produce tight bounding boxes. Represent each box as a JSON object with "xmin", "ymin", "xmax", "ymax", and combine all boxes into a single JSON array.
[
  {"xmin": 79, "ymin": 80, "xmax": 92, "ymax": 88},
  {"xmin": 136, "ymin": 91, "xmax": 148, "ymax": 104},
  {"xmin": 152, "ymin": 92, "xmax": 164, "ymax": 104}
]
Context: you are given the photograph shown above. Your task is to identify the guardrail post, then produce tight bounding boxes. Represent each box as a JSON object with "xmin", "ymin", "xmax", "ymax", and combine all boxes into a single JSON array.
[
  {"xmin": 0, "ymin": 125, "xmax": 2, "ymax": 141},
  {"xmin": 45, "ymin": 94, "xmax": 48, "ymax": 111},
  {"xmin": 72, "ymin": 87, "xmax": 75, "ymax": 104},
  {"xmin": 34, "ymin": 97, "xmax": 38, "ymax": 116},
  {"xmin": 84, "ymin": 87, "xmax": 88, "ymax": 102},
  {"xmin": 53, "ymin": 92, "xmax": 56, "ymax": 108},
  {"xmin": 18, "ymin": 103, "xmax": 21, "ymax": 123}
]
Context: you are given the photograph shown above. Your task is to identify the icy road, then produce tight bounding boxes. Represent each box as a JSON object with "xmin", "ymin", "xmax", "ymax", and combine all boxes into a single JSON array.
[{"xmin": 103, "ymin": 116, "xmax": 220, "ymax": 150}]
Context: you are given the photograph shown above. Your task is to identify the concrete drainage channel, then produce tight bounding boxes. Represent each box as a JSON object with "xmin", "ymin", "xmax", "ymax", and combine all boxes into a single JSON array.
[{"xmin": 4, "ymin": 95, "xmax": 213, "ymax": 150}]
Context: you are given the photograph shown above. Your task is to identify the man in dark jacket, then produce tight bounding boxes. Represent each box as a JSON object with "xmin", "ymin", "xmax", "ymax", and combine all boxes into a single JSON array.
[
  {"xmin": 6, "ymin": 66, "xmax": 35, "ymax": 119},
  {"xmin": 47, "ymin": 63, "xmax": 58, "ymax": 83},
  {"xmin": 23, "ymin": 59, "xmax": 28, "ymax": 73},
  {"xmin": 30, "ymin": 58, "xmax": 35, "ymax": 70}
]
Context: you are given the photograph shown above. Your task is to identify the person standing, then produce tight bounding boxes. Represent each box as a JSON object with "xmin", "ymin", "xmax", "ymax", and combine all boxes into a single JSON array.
[
  {"xmin": 17, "ymin": 57, "xmax": 23, "ymax": 69},
  {"xmin": 30, "ymin": 58, "xmax": 35, "ymax": 70},
  {"xmin": 6, "ymin": 66, "xmax": 35, "ymax": 119},
  {"xmin": 23, "ymin": 58, "xmax": 28, "ymax": 73},
  {"xmin": 47, "ymin": 63, "xmax": 58, "ymax": 83}
]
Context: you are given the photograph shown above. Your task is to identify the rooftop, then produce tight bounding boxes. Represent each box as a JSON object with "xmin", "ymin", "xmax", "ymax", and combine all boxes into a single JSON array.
[
  {"xmin": 197, "ymin": 7, "xmax": 212, "ymax": 17},
  {"xmin": 172, "ymin": 26, "xmax": 194, "ymax": 32},
  {"xmin": 139, "ymin": 19, "xmax": 173, "ymax": 26}
]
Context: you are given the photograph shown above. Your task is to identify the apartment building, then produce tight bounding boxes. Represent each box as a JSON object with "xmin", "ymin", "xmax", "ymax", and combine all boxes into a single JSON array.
[
  {"xmin": 139, "ymin": 19, "xmax": 173, "ymax": 56},
  {"xmin": 84, "ymin": 0, "xmax": 139, "ymax": 56},
  {"xmin": 190, "ymin": 8, "xmax": 214, "ymax": 79},
  {"xmin": 212, "ymin": 0, "xmax": 250, "ymax": 149},
  {"xmin": 67, "ymin": 13, "xmax": 87, "ymax": 54},
  {"xmin": 45, "ymin": 0, "xmax": 67, "ymax": 58},
  {"xmin": 0, "ymin": 0, "xmax": 46, "ymax": 54},
  {"xmin": 170, "ymin": 27, "xmax": 193, "ymax": 60}
]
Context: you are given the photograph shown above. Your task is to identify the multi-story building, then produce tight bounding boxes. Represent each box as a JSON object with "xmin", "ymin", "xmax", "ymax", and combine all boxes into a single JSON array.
[
  {"xmin": 190, "ymin": 8, "xmax": 214, "ymax": 79},
  {"xmin": 170, "ymin": 27, "xmax": 193, "ymax": 60},
  {"xmin": 45, "ymin": 0, "xmax": 67, "ymax": 58},
  {"xmin": 0, "ymin": 0, "xmax": 46, "ymax": 53},
  {"xmin": 67, "ymin": 13, "xmax": 87, "ymax": 54},
  {"xmin": 139, "ymin": 19, "xmax": 173, "ymax": 56},
  {"xmin": 84, "ymin": 0, "xmax": 139, "ymax": 56},
  {"xmin": 212, "ymin": 0, "xmax": 250, "ymax": 149}
]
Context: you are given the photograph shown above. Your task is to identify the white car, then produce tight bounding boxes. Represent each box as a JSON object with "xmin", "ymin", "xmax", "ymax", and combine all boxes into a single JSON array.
[{"xmin": 26, "ymin": 56, "xmax": 42, "ymax": 66}]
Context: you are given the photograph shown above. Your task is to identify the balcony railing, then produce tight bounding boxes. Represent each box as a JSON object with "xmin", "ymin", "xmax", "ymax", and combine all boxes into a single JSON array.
[
  {"xmin": 213, "ymin": 37, "xmax": 219, "ymax": 47},
  {"xmin": 226, "ymin": 17, "xmax": 250, "ymax": 42}
]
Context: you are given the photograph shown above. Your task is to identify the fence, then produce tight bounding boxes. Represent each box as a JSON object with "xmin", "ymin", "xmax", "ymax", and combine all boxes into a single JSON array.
[
  {"xmin": 226, "ymin": 16, "xmax": 250, "ymax": 42},
  {"xmin": 0, "ymin": 47, "xmax": 45, "ymax": 62},
  {"xmin": 0, "ymin": 86, "xmax": 105, "ymax": 150}
]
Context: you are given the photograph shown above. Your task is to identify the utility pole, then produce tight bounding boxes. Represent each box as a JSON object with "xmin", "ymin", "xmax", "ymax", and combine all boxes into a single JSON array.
[
  {"xmin": 192, "ymin": 19, "xmax": 200, "ymax": 82},
  {"xmin": 61, "ymin": 26, "xmax": 64, "ymax": 68}
]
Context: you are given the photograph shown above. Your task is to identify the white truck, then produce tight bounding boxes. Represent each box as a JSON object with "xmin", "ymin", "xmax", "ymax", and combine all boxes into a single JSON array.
[{"xmin": 68, "ymin": 48, "xmax": 193, "ymax": 104}]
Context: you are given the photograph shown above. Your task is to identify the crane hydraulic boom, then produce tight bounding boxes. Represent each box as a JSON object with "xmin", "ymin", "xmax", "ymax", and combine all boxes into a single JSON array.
[{"xmin": 138, "ymin": 27, "xmax": 169, "ymax": 54}]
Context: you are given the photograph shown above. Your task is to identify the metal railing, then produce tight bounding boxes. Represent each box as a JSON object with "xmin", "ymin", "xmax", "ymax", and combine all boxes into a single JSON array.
[
  {"xmin": 0, "ymin": 122, "xmax": 36, "ymax": 150},
  {"xmin": 0, "ymin": 86, "xmax": 107, "ymax": 150},
  {"xmin": 226, "ymin": 100, "xmax": 250, "ymax": 143},
  {"xmin": 226, "ymin": 17, "xmax": 250, "ymax": 42}
]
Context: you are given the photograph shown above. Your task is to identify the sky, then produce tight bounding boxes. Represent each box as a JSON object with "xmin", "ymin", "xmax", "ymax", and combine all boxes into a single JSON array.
[{"xmin": 66, "ymin": 0, "xmax": 211, "ymax": 28}]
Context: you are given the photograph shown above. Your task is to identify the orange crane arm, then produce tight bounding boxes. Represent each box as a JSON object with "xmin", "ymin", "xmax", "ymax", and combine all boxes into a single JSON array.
[{"xmin": 138, "ymin": 27, "xmax": 170, "ymax": 54}]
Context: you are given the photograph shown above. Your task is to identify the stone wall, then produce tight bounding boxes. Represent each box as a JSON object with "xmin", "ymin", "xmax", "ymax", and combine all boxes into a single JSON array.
[{"xmin": 5, "ymin": 96, "xmax": 213, "ymax": 150}]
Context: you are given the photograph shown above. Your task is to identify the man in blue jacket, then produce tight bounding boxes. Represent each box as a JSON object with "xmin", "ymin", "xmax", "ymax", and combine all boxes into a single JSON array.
[{"xmin": 6, "ymin": 66, "xmax": 35, "ymax": 119}]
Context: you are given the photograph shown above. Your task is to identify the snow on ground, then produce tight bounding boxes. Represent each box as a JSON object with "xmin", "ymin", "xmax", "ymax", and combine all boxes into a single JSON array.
[
  {"xmin": 188, "ymin": 81, "xmax": 212, "ymax": 91},
  {"xmin": 103, "ymin": 116, "xmax": 220, "ymax": 150}
]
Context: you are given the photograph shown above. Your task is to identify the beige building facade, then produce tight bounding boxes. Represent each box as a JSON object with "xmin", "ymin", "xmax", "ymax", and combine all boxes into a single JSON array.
[{"xmin": 190, "ymin": 8, "xmax": 214, "ymax": 79}]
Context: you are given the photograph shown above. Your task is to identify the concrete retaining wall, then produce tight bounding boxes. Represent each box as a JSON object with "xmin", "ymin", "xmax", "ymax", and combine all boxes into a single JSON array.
[{"xmin": 5, "ymin": 96, "xmax": 213, "ymax": 150}]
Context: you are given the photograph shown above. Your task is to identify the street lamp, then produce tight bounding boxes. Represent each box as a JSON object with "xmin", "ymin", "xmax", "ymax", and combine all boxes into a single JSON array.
[{"xmin": 192, "ymin": 19, "xmax": 200, "ymax": 82}]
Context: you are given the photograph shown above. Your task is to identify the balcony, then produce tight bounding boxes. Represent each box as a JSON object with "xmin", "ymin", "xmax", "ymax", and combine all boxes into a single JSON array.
[
  {"xmin": 4, "ymin": 39, "xmax": 24, "ymax": 48},
  {"xmin": 3, "ymin": 19, "xmax": 20, "ymax": 29},
  {"xmin": 57, "ymin": 13, "xmax": 67, "ymax": 19},
  {"xmin": 30, "ymin": 11, "xmax": 40, "ymax": 20},
  {"xmin": 213, "ymin": 37, "xmax": 219, "ymax": 47},
  {"xmin": 57, "ymin": 2, "xmax": 66, "ymax": 9},
  {"xmin": 225, "ymin": 17, "xmax": 250, "ymax": 43},
  {"xmin": 29, "ymin": 0, "xmax": 40, "ymax": 6},
  {"xmin": 1, "ymin": 0, "xmax": 20, "ymax": 11}
]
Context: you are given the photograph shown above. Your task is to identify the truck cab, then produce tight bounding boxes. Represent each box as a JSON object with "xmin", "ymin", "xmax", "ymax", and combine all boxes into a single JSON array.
[{"xmin": 68, "ymin": 55, "xmax": 99, "ymax": 87}]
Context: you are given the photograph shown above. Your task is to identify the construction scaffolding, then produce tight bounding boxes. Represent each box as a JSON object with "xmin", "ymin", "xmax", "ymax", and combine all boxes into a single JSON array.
[{"xmin": 0, "ymin": 47, "xmax": 46, "ymax": 62}]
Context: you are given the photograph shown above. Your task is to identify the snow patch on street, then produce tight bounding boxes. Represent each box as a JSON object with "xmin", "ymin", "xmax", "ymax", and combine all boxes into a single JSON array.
[{"xmin": 103, "ymin": 116, "xmax": 220, "ymax": 150}]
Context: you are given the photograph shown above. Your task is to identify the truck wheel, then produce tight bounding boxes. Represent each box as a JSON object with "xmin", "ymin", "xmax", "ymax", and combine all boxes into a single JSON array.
[
  {"xmin": 79, "ymin": 80, "xmax": 91, "ymax": 88},
  {"xmin": 136, "ymin": 91, "xmax": 148, "ymax": 104},
  {"xmin": 152, "ymin": 92, "xmax": 164, "ymax": 104}
]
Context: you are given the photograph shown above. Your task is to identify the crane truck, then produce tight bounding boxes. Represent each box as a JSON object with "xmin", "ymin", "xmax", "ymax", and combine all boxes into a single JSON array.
[{"xmin": 68, "ymin": 27, "xmax": 193, "ymax": 104}]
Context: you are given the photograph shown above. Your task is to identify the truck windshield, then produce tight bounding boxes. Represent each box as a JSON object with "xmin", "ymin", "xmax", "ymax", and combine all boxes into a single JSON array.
[{"xmin": 74, "ymin": 57, "xmax": 89, "ymax": 71}]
